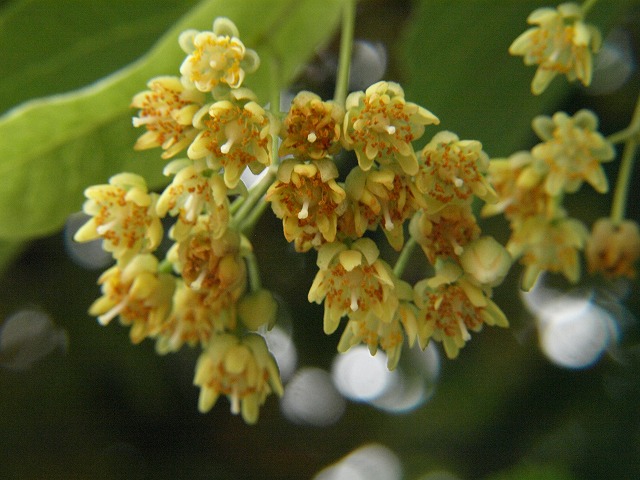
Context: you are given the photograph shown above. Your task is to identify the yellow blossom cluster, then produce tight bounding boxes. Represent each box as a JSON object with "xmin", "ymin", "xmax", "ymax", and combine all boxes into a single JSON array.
[
  {"xmin": 482, "ymin": 110, "xmax": 616, "ymax": 290},
  {"xmin": 73, "ymin": 2, "xmax": 636, "ymax": 424}
]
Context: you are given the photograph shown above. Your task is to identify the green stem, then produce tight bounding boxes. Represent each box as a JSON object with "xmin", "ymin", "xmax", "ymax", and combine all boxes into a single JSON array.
[
  {"xmin": 610, "ymin": 94, "xmax": 640, "ymax": 224},
  {"xmin": 607, "ymin": 97, "xmax": 640, "ymax": 145},
  {"xmin": 333, "ymin": 0, "xmax": 356, "ymax": 106},
  {"xmin": 239, "ymin": 195, "xmax": 272, "ymax": 234},
  {"xmin": 393, "ymin": 236, "xmax": 417, "ymax": 278},
  {"xmin": 243, "ymin": 248, "xmax": 262, "ymax": 292},
  {"xmin": 610, "ymin": 139, "xmax": 637, "ymax": 224},
  {"xmin": 158, "ymin": 258, "xmax": 174, "ymax": 274},
  {"xmin": 581, "ymin": 0, "xmax": 598, "ymax": 15},
  {"xmin": 232, "ymin": 167, "xmax": 276, "ymax": 229}
]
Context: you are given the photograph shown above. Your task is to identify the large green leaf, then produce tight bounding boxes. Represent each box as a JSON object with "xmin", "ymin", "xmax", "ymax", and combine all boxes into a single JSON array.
[
  {"xmin": 0, "ymin": 0, "xmax": 343, "ymax": 241},
  {"xmin": 0, "ymin": 0, "xmax": 197, "ymax": 112}
]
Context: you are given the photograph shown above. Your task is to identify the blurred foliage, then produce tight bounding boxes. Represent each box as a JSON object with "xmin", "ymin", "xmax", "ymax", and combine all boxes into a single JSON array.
[{"xmin": 1, "ymin": 0, "xmax": 640, "ymax": 479}]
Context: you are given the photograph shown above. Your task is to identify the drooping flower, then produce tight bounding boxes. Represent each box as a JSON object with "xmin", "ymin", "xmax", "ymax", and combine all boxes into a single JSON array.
[
  {"xmin": 266, "ymin": 158, "xmax": 346, "ymax": 252},
  {"xmin": 74, "ymin": 173, "xmax": 162, "ymax": 265},
  {"xmin": 279, "ymin": 91, "xmax": 345, "ymax": 159},
  {"xmin": 409, "ymin": 203, "xmax": 481, "ymax": 264},
  {"xmin": 131, "ymin": 76, "xmax": 205, "ymax": 159},
  {"xmin": 509, "ymin": 2, "xmax": 602, "ymax": 94},
  {"xmin": 345, "ymin": 165, "xmax": 423, "ymax": 251},
  {"xmin": 155, "ymin": 279, "xmax": 237, "ymax": 354},
  {"xmin": 337, "ymin": 278, "xmax": 416, "ymax": 370},
  {"xmin": 507, "ymin": 215, "xmax": 589, "ymax": 290},
  {"xmin": 481, "ymin": 151, "xmax": 554, "ymax": 226},
  {"xmin": 586, "ymin": 218, "xmax": 640, "ymax": 279},
  {"xmin": 413, "ymin": 261, "xmax": 508, "ymax": 359},
  {"xmin": 179, "ymin": 17, "xmax": 259, "ymax": 93},
  {"xmin": 342, "ymin": 81, "xmax": 439, "ymax": 175},
  {"xmin": 169, "ymin": 226, "xmax": 247, "ymax": 309},
  {"xmin": 194, "ymin": 333, "xmax": 283, "ymax": 424},
  {"xmin": 156, "ymin": 160, "xmax": 230, "ymax": 242},
  {"xmin": 308, "ymin": 238, "xmax": 397, "ymax": 336},
  {"xmin": 188, "ymin": 88, "xmax": 275, "ymax": 188},
  {"xmin": 415, "ymin": 131, "xmax": 497, "ymax": 211},
  {"xmin": 531, "ymin": 110, "xmax": 615, "ymax": 195},
  {"xmin": 88, "ymin": 254, "xmax": 175, "ymax": 344}
]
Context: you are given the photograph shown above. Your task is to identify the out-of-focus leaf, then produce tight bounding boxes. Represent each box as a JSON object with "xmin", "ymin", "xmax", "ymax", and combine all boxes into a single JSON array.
[
  {"xmin": 0, "ymin": 0, "xmax": 197, "ymax": 112},
  {"xmin": 0, "ymin": 0, "xmax": 343, "ymax": 241}
]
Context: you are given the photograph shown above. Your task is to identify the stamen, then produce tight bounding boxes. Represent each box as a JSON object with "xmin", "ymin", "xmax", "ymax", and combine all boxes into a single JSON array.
[
  {"xmin": 382, "ymin": 205, "xmax": 394, "ymax": 230},
  {"xmin": 307, "ymin": 132, "xmax": 317, "ymax": 143},
  {"xmin": 298, "ymin": 198, "xmax": 310, "ymax": 219},
  {"xmin": 220, "ymin": 138, "xmax": 234, "ymax": 154},
  {"xmin": 350, "ymin": 291, "xmax": 359, "ymax": 311}
]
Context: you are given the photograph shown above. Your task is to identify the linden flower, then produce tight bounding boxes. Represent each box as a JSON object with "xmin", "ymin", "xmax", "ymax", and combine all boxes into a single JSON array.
[
  {"xmin": 342, "ymin": 81, "xmax": 439, "ymax": 175},
  {"xmin": 481, "ymin": 151, "xmax": 554, "ymax": 226},
  {"xmin": 337, "ymin": 279, "xmax": 416, "ymax": 370},
  {"xmin": 308, "ymin": 238, "xmax": 397, "ymax": 336},
  {"xmin": 507, "ymin": 215, "xmax": 589, "ymax": 290},
  {"xmin": 188, "ymin": 88, "xmax": 275, "ymax": 189},
  {"xmin": 586, "ymin": 218, "xmax": 640, "ymax": 279},
  {"xmin": 409, "ymin": 203, "xmax": 480, "ymax": 264},
  {"xmin": 194, "ymin": 333, "xmax": 283, "ymax": 424},
  {"xmin": 416, "ymin": 131, "xmax": 497, "ymax": 212},
  {"xmin": 531, "ymin": 110, "xmax": 615, "ymax": 196},
  {"xmin": 89, "ymin": 254, "xmax": 175, "ymax": 344},
  {"xmin": 509, "ymin": 2, "xmax": 602, "ymax": 94},
  {"xmin": 266, "ymin": 158, "xmax": 346, "ymax": 252},
  {"xmin": 156, "ymin": 160, "xmax": 230, "ymax": 242},
  {"xmin": 413, "ymin": 261, "xmax": 508, "ymax": 359},
  {"xmin": 279, "ymin": 91, "xmax": 345, "ymax": 159},
  {"xmin": 131, "ymin": 76, "xmax": 205, "ymax": 159},
  {"xmin": 179, "ymin": 17, "xmax": 259, "ymax": 92},
  {"xmin": 74, "ymin": 173, "xmax": 162, "ymax": 265},
  {"xmin": 459, "ymin": 236, "xmax": 512, "ymax": 287},
  {"xmin": 346, "ymin": 165, "xmax": 423, "ymax": 251},
  {"xmin": 155, "ymin": 280, "xmax": 237, "ymax": 355},
  {"xmin": 169, "ymin": 226, "xmax": 247, "ymax": 310}
]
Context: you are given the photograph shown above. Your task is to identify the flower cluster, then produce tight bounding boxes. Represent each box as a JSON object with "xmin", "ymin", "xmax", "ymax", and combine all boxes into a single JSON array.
[
  {"xmin": 73, "ymin": 2, "xmax": 635, "ymax": 423},
  {"xmin": 76, "ymin": 18, "xmax": 281, "ymax": 424},
  {"xmin": 483, "ymin": 110, "xmax": 615, "ymax": 290}
]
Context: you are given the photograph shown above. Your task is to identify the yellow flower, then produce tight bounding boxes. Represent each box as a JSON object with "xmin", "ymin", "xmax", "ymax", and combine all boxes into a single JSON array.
[
  {"xmin": 88, "ymin": 254, "xmax": 175, "ymax": 344},
  {"xmin": 266, "ymin": 158, "xmax": 346, "ymax": 252},
  {"xmin": 342, "ymin": 81, "xmax": 439, "ymax": 175},
  {"xmin": 188, "ymin": 88, "xmax": 275, "ymax": 189},
  {"xmin": 481, "ymin": 151, "xmax": 554, "ymax": 226},
  {"xmin": 413, "ymin": 261, "xmax": 508, "ymax": 359},
  {"xmin": 155, "ymin": 279, "xmax": 237, "ymax": 354},
  {"xmin": 337, "ymin": 278, "xmax": 416, "ymax": 370},
  {"xmin": 156, "ymin": 160, "xmax": 230, "ymax": 242},
  {"xmin": 74, "ymin": 173, "xmax": 162, "ymax": 264},
  {"xmin": 169, "ymin": 226, "xmax": 247, "ymax": 306},
  {"xmin": 409, "ymin": 203, "xmax": 480, "ymax": 264},
  {"xmin": 179, "ymin": 17, "xmax": 259, "ymax": 93},
  {"xmin": 308, "ymin": 238, "xmax": 397, "ymax": 336},
  {"xmin": 415, "ymin": 131, "xmax": 497, "ymax": 211},
  {"xmin": 586, "ymin": 218, "xmax": 640, "ymax": 279},
  {"xmin": 507, "ymin": 215, "xmax": 588, "ymax": 290},
  {"xmin": 194, "ymin": 333, "xmax": 283, "ymax": 424},
  {"xmin": 131, "ymin": 76, "xmax": 205, "ymax": 159},
  {"xmin": 531, "ymin": 110, "xmax": 615, "ymax": 195},
  {"xmin": 345, "ymin": 165, "xmax": 423, "ymax": 251},
  {"xmin": 279, "ymin": 91, "xmax": 345, "ymax": 160},
  {"xmin": 459, "ymin": 236, "xmax": 512, "ymax": 287},
  {"xmin": 509, "ymin": 2, "xmax": 602, "ymax": 94}
]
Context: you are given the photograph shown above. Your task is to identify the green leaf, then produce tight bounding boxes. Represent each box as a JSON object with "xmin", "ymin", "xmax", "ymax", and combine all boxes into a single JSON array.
[
  {"xmin": 0, "ymin": 0, "xmax": 343, "ymax": 241},
  {"xmin": 0, "ymin": 0, "xmax": 196, "ymax": 113}
]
